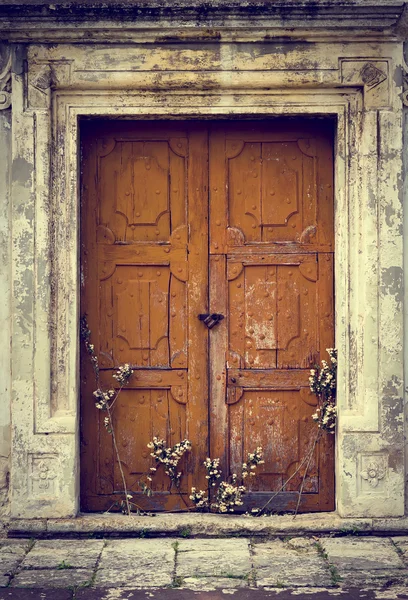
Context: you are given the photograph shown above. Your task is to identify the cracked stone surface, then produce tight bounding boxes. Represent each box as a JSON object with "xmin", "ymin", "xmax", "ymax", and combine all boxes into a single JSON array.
[
  {"xmin": 392, "ymin": 537, "xmax": 408, "ymax": 561},
  {"xmin": 94, "ymin": 567, "xmax": 173, "ymax": 588},
  {"xmin": 177, "ymin": 550, "xmax": 252, "ymax": 578},
  {"xmin": 176, "ymin": 538, "xmax": 252, "ymax": 580},
  {"xmin": 320, "ymin": 537, "xmax": 405, "ymax": 570},
  {"xmin": 0, "ymin": 541, "xmax": 29, "ymax": 577},
  {"xmin": 252, "ymin": 540, "xmax": 332, "ymax": 588},
  {"xmin": 93, "ymin": 539, "xmax": 174, "ymax": 588},
  {"xmin": 320, "ymin": 537, "xmax": 406, "ymax": 588},
  {"xmin": 21, "ymin": 539, "xmax": 105, "ymax": 570},
  {"xmin": 11, "ymin": 569, "xmax": 94, "ymax": 588},
  {"xmin": 337, "ymin": 568, "xmax": 408, "ymax": 587},
  {"xmin": 180, "ymin": 576, "xmax": 250, "ymax": 590},
  {"xmin": 177, "ymin": 539, "xmax": 250, "ymax": 553}
]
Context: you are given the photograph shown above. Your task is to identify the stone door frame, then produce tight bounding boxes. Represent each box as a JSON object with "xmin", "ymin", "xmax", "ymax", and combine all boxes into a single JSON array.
[{"xmin": 9, "ymin": 43, "xmax": 404, "ymax": 518}]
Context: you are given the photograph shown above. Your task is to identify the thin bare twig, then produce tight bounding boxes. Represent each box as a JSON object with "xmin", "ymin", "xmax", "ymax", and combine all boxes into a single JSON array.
[
  {"xmin": 293, "ymin": 431, "xmax": 322, "ymax": 518},
  {"xmin": 106, "ymin": 404, "xmax": 131, "ymax": 516},
  {"xmin": 257, "ymin": 429, "xmax": 321, "ymax": 517}
]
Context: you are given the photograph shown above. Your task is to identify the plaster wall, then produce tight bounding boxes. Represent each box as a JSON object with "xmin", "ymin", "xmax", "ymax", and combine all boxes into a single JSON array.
[{"xmin": 0, "ymin": 1, "xmax": 406, "ymax": 521}]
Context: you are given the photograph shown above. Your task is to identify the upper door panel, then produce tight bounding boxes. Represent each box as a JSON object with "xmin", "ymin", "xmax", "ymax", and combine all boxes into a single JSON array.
[{"xmin": 210, "ymin": 120, "xmax": 334, "ymax": 254}]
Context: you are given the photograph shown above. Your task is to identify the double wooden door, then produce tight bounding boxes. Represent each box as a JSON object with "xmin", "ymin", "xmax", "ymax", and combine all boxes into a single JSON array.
[{"xmin": 80, "ymin": 119, "xmax": 334, "ymax": 512}]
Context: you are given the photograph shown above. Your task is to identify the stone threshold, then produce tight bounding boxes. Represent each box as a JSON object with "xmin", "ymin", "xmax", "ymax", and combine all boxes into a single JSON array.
[{"xmin": 4, "ymin": 512, "xmax": 408, "ymax": 538}]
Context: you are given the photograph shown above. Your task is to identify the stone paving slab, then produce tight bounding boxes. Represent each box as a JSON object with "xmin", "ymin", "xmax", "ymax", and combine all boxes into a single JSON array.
[
  {"xmin": 252, "ymin": 540, "xmax": 332, "ymax": 588},
  {"xmin": 177, "ymin": 549, "xmax": 252, "ymax": 578},
  {"xmin": 321, "ymin": 537, "xmax": 405, "ymax": 570},
  {"xmin": 20, "ymin": 540, "xmax": 104, "ymax": 570},
  {"xmin": 337, "ymin": 568, "xmax": 408, "ymax": 587},
  {"xmin": 393, "ymin": 537, "xmax": 408, "ymax": 560},
  {"xmin": 99, "ymin": 538, "xmax": 175, "ymax": 559},
  {"xmin": 0, "ymin": 542, "xmax": 30, "ymax": 580},
  {"xmin": 180, "ymin": 576, "xmax": 250, "ymax": 590},
  {"xmin": 11, "ymin": 569, "xmax": 94, "ymax": 588},
  {"xmin": 94, "ymin": 567, "xmax": 173, "ymax": 588},
  {"xmin": 94, "ymin": 539, "xmax": 175, "ymax": 588},
  {"xmin": 0, "ymin": 542, "xmax": 30, "ymax": 550},
  {"xmin": 177, "ymin": 538, "xmax": 250, "ymax": 552},
  {"xmin": 0, "ymin": 555, "xmax": 24, "ymax": 577}
]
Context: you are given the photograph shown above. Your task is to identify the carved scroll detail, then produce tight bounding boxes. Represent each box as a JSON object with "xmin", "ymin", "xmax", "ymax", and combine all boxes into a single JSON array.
[
  {"xmin": 170, "ymin": 260, "xmax": 188, "ymax": 282},
  {"xmin": 360, "ymin": 63, "xmax": 387, "ymax": 90},
  {"xmin": 227, "ymin": 350, "xmax": 244, "ymax": 368},
  {"xmin": 299, "ymin": 261, "xmax": 318, "ymax": 282},
  {"xmin": 299, "ymin": 387, "xmax": 317, "ymax": 407},
  {"xmin": 170, "ymin": 385, "xmax": 187, "ymax": 405},
  {"xmin": 340, "ymin": 59, "xmax": 389, "ymax": 108},
  {"xmin": 226, "ymin": 386, "xmax": 244, "ymax": 405},
  {"xmin": 227, "ymin": 262, "xmax": 244, "ymax": 281},
  {"xmin": 227, "ymin": 226, "xmax": 245, "ymax": 247},
  {"xmin": 0, "ymin": 45, "xmax": 11, "ymax": 110},
  {"xmin": 299, "ymin": 225, "xmax": 317, "ymax": 244},
  {"xmin": 225, "ymin": 139, "xmax": 245, "ymax": 159},
  {"xmin": 297, "ymin": 139, "xmax": 317, "ymax": 158}
]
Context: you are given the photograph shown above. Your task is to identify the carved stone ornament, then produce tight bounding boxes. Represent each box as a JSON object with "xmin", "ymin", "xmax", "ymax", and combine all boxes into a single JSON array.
[
  {"xmin": 361, "ymin": 461, "xmax": 386, "ymax": 488},
  {"xmin": 30, "ymin": 455, "xmax": 57, "ymax": 496},
  {"xmin": 360, "ymin": 62, "xmax": 387, "ymax": 90},
  {"xmin": 0, "ymin": 44, "xmax": 11, "ymax": 110}
]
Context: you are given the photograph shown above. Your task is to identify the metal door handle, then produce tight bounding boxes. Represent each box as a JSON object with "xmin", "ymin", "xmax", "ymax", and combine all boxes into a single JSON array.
[{"xmin": 198, "ymin": 313, "xmax": 224, "ymax": 329}]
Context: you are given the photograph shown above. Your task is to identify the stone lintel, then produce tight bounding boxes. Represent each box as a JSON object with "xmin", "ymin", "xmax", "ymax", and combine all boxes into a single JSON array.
[{"xmin": 0, "ymin": 1, "xmax": 405, "ymax": 43}]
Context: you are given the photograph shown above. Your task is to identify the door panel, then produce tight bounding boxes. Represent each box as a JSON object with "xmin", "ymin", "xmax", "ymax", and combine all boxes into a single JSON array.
[
  {"xmin": 209, "ymin": 121, "xmax": 334, "ymax": 512},
  {"xmin": 80, "ymin": 122, "xmax": 208, "ymax": 511},
  {"xmin": 210, "ymin": 121, "xmax": 333, "ymax": 254},
  {"xmin": 227, "ymin": 254, "xmax": 324, "ymax": 370},
  {"xmin": 81, "ymin": 119, "xmax": 334, "ymax": 513}
]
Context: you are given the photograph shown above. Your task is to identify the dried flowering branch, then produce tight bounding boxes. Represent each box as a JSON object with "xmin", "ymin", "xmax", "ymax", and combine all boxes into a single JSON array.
[
  {"xmin": 189, "ymin": 447, "xmax": 264, "ymax": 513},
  {"xmin": 80, "ymin": 316, "xmax": 135, "ymax": 515},
  {"xmin": 310, "ymin": 348, "xmax": 337, "ymax": 434},
  {"xmin": 147, "ymin": 437, "xmax": 192, "ymax": 508},
  {"xmin": 189, "ymin": 487, "xmax": 209, "ymax": 510}
]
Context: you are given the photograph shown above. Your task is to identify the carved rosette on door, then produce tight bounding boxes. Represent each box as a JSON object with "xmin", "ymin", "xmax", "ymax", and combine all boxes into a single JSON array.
[{"xmin": 81, "ymin": 120, "xmax": 334, "ymax": 513}]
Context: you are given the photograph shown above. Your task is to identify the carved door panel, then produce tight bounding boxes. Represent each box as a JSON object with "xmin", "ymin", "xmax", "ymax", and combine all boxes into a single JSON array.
[
  {"xmin": 80, "ymin": 122, "xmax": 208, "ymax": 511},
  {"xmin": 209, "ymin": 121, "xmax": 335, "ymax": 512}
]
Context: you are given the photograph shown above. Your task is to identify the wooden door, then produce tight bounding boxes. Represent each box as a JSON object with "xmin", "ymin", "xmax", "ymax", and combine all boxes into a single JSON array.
[
  {"xmin": 80, "ymin": 119, "xmax": 334, "ymax": 513},
  {"xmin": 80, "ymin": 122, "xmax": 209, "ymax": 511},
  {"xmin": 209, "ymin": 121, "xmax": 335, "ymax": 512}
]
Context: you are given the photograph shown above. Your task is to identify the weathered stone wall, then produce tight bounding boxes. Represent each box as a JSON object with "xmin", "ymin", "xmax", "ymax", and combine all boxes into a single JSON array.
[
  {"xmin": 403, "ymin": 41, "xmax": 408, "ymax": 518},
  {"xmin": 0, "ymin": 107, "xmax": 11, "ymax": 517},
  {"xmin": 0, "ymin": 1, "xmax": 406, "ymax": 521}
]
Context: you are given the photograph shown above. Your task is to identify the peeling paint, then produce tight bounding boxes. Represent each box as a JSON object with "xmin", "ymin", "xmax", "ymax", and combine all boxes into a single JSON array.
[
  {"xmin": 381, "ymin": 266, "xmax": 403, "ymax": 306},
  {"xmin": 12, "ymin": 157, "xmax": 33, "ymax": 188}
]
